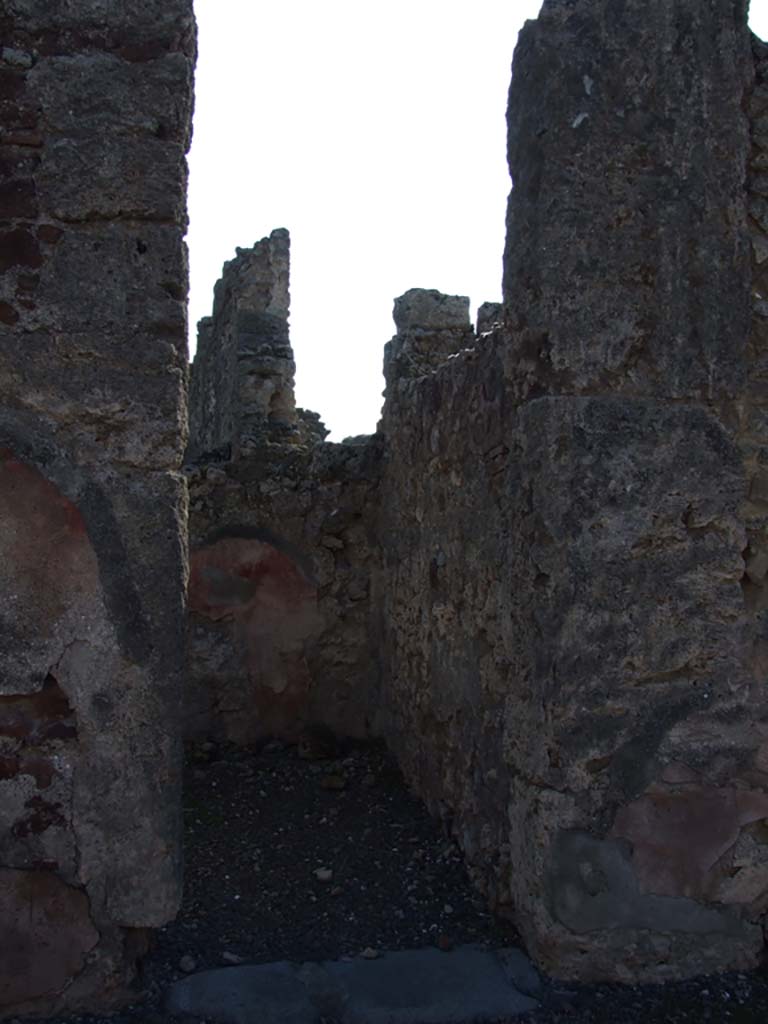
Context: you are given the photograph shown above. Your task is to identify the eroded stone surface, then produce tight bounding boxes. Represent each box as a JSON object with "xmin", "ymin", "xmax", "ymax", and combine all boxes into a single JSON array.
[
  {"xmin": 373, "ymin": 0, "xmax": 768, "ymax": 985},
  {"xmin": 384, "ymin": 288, "xmax": 476, "ymax": 388},
  {"xmin": 0, "ymin": 869, "xmax": 98, "ymax": 1011},
  {"xmin": 0, "ymin": 0, "xmax": 194, "ymax": 1014},
  {"xmin": 4, "ymin": 0, "xmax": 768, "ymax": 1007},
  {"xmin": 186, "ymin": 235, "xmax": 382, "ymax": 744},
  {"xmin": 188, "ymin": 533, "xmax": 322, "ymax": 740},
  {"xmin": 503, "ymin": 0, "xmax": 752, "ymax": 402},
  {"xmin": 189, "ymin": 229, "xmax": 295, "ymax": 461}
]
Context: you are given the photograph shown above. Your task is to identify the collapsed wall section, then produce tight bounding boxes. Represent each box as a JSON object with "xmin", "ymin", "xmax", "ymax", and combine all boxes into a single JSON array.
[
  {"xmin": 186, "ymin": 234, "xmax": 381, "ymax": 743},
  {"xmin": 188, "ymin": 229, "xmax": 295, "ymax": 459},
  {"xmin": 0, "ymin": 2, "xmax": 194, "ymax": 1015},
  {"xmin": 377, "ymin": 0, "xmax": 768, "ymax": 982}
]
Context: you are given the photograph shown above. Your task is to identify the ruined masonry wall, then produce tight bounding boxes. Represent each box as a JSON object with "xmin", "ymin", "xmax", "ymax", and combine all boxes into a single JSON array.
[
  {"xmin": 745, "ymin": 39, "xmax": 768, "ymax": 671},
  {"xmin": 186, "ymin": 438, "xmax": 382, "ymax": 743},
  {"xmin": 188, "ymin": 229, "xmax": 295, "ymax": 460},
  {"xmin": 3, "ymin": 0, "xmax": 765, "ymax": 1008},
  {"xmin": 376, "ymin": 1, "xmax": 768, "ymax": 983},
  {"xmin": 0, "ymin": 2, "xmax": 194, "ymax": 1015},
  {"xmin": 186, "ymin": 236, "xmax": 382, "ymax": 743}
]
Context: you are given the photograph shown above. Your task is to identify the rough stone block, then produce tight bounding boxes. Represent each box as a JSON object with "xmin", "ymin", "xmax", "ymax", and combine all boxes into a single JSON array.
[
  {"xmin": 0, "ymin": 335, "xmax": 187, "ymax": 469},
  {"xmin": 503, "ymin": 0, "xmax": 752, "ymax": 401},
  {"xmin": 392, "ymin": 289, "xmax": 470, "ymax": 333},
  {"xmin": 166, "ymin": 962, "xmax": 317, "ymax": 1024},
  {"xmin": 32, "ymin": 223, "xmax": 187, "ymax": 336},
  {"xmin": 0, "ymin": 0, "xmax": 196, "ymax": 59},
  {"xmin": 0, "ymin": 0, "xmax": 193, "ymax": 1014},
  {"xmin": 326, "ymin": 946, "xmax": 537, "ymax": 1023},
  {"xmin": 0, "ymin": 870, "xmax": 98, "ymax": 1013},
  {"xmin": 165, "ymin": 948, "xmax": 538, "ymax": 1024}
]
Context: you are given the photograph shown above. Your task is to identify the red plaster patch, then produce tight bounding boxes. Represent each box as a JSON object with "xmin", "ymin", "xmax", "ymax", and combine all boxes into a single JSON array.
[
  {"xmin": 0, "ymin": 675, "xmax": 77, "ymax": 745},
  {"xmin": 189, "ymin": 536, "xmax": 323, "ymax": 737},
  {"xmin": 0, "ymin": 452, "xmax": 97, "ymax": 646},
  {"xmin": 611, "ymin": 786, "xmax": 768, "ymax": 900}
]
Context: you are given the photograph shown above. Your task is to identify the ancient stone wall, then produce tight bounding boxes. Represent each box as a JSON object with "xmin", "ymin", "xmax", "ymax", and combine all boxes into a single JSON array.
[
  {"xmin": 375, "ymin": 288, "xmax": 514, "ymax": 884},
  {"xmin": 186, "ymin": 235, "xmax": 381, "ymax": 743},
  {"xmin": 3, "ymin": 0, "xmax": 767, "ymax": 1006},
  {"xmin": 188, "ymin": 229, "xmax": 296, "ymax": 460},
  {"xmin": 376, "ymin": 0, "xmax": 768, "ymax": 983},
  {"xmin": 0, "ymin": 2, "xmax": 194, "ymax": 1015}
]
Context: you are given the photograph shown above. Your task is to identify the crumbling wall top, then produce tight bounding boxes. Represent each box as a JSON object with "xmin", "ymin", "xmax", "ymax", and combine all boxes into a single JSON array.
[
  {"xmin": 383, "ymin": 288, "xmax": 477, "ymax": 389},
  {"xmin": 188, "ymin": 228, "xmax": 298, "ymax": 460},
  {"xmin": 392, "ymin": 288, "xmax": 470, "ymax": 334}
]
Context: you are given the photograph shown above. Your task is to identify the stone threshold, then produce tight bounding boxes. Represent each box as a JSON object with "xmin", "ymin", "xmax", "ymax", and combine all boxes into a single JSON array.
[{"xmin": 165, "ymin": 944, "xmax": 540, "ymax": 1023}]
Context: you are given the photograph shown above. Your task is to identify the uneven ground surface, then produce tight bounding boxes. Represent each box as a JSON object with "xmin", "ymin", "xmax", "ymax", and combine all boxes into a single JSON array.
[{"xmin": 17, "ymin": 740, "xmax": 768, "ymax": 1024}]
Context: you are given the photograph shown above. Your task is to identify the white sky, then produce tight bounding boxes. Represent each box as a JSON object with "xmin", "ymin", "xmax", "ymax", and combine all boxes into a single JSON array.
[{"xmin": 187, "ymin": 1, "xmax": 768, "ymax": 441}]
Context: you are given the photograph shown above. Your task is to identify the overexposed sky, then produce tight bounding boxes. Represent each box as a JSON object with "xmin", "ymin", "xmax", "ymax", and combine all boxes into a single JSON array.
[{"xmin": 187, "ymin": 1, "xmax": 768, "ymax": 441}]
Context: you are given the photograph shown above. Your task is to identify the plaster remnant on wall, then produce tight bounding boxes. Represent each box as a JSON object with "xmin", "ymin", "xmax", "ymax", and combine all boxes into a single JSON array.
[
  {"xmin": 186, "ymin": 233, "xmax": 383, "ymax": 744},
  {"xmin": 374, "ymin": 0, "xmax": 768, "ymax": 985},
  {"xmin": 0, "ymin": 0, "xmax": 194, "ymax": 1013},
  {"xmin": 3, "ymin": 0, "xmax": 768, "ymax": 1011}
]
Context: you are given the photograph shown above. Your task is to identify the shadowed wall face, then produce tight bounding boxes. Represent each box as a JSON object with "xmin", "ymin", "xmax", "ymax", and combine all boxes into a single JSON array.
[
  {"xmin": 376, "ymin": 0, "xmax": 768, "ymax": 984},
  {"xmin": 188, "ymin": 535, "xmax": 323, "ymax": 741},
  {"xmin": 2, "ymin": 0, "xmax": 766, "ymax": 1006},
  {"xmin": 0, "ymin": 1, "xmax": 195, "ymax": 1015},
  {"xmin": 186, "ymin": 234, "xmax": 382, "ymax": 745}
]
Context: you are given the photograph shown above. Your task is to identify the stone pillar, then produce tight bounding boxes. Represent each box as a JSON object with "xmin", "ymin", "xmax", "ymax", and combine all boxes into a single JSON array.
[
  {"xmin": 500, "ymin": 0, "xmax": 768, "ymax": 981},
  {"xmin": 0, "ymin": 2, "xmax": 194, "ymax": 1015},
  {"xmin": 188, "ymin": 228, "xmax": 298, "ymax": 460},
  {"xmin": 375, "ymin": 0, "xmax": 768, "ymax": 985}
]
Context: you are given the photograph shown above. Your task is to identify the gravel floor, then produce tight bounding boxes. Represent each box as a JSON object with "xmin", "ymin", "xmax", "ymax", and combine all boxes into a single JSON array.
[{"xmin": 19, "ymin": 738, "xmax": 768, "ymax": 1024}]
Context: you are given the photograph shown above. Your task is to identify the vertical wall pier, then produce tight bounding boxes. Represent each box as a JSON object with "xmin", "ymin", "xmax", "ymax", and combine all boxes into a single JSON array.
[
  {"xmin": 0, "ymin": 2, "xmax": 195, "ymax": 1015},
  {"xmin": 376, "ymin": 0, "xmax": 768, "ymax": 982},
  {"xmin": 188, "ymin": 228, "xmax": 297, "ymax": 461}
]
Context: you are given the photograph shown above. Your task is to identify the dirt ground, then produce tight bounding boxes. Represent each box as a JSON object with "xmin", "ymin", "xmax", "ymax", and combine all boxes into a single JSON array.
[{"xmin": 20, "ymin": 739, "xmax": 768, "ymax": 1024}]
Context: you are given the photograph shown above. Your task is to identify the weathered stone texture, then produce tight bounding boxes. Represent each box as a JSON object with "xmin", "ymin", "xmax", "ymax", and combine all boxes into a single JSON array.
[
  {"xmin": 0, "ymin": 1, "xmax": 194, "ymax": 1015},
  {"xmin": 503, "ymin": 0, "xmax": 753, "ymax": 403},
  {"xmin": 375, "ymin": 0, "xmax": 768, "ymax": 984},
  {"xmin": 383, "ymin": 288, "xmax": 475, "ymax": 388},
  {"xmin": 189, "ymin": 229, "xmax": 296, "ymax": 461},
  {"xmin": 186, "ymin": 441, "xmax": 382, "ymax": 743},
  {"xmin": 186, "ymin": 234, "xmax": 381, "ymax": 744},
  {"xmin": 3, "ymin": 0, "xmax": 766, "ymax": 1004}
]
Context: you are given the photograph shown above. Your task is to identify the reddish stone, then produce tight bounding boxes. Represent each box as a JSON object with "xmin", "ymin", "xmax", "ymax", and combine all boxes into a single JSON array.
[
  {"xmin": 0, "ymin": 69, "xmax": 25, "ymax": 103},
  {"xmin": 36, "ymin": 223, "xmax": 64, "ymax": 244},
  {"xmin": 16, "ymin": 272, "xmax": 39, "ymax": 292},
  {"xmin": 0, "ymin": 869, "xmax": 98, "ymax": 1011},
  {"xmin": 0, "ymin": 149, "xmax": 40, "ymax": 179},
  {"xmin": 0, "ymin": 228, "xmax": 42, "ymax": 273},
  {"xmin": 1, "ymin": 130, "xmax": 43, "ymax": 147},
  {"xmin": 611, "ymin": 786, "xmax": 768, "ymax": 900},
  {"xmin": 0, "ymin": 301, "xmax": 19, "ymax": 324},
  {"xmin": 0, "ymin": 675, "xmax": 77, "ymax": 746},
  {"xmin": 18, "ymin": 752, "xmax": 55, "ymax": 789},
  {"xmin": 189, "ymin": 536, "xmax": 323, "ymax": 738},
  {"xmin": 12, "ymin": 795, "xmax": 67, "ymax": 838},
  {"xmin": 0, "ymin": 179, "xmax": 38, "ymax": 219},
  {"xmin": 0, "ymin": 452, "xmax": 95, "ymax": 662}
]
